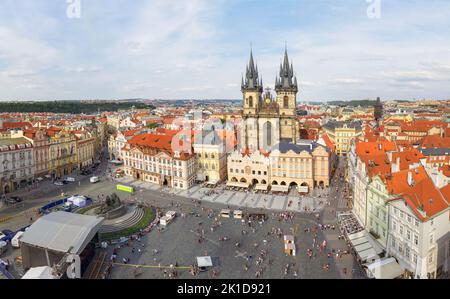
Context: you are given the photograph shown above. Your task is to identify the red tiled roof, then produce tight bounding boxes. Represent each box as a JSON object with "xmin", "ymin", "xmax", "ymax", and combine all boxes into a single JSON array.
[
  {"xmin": 355, "ymin": 140, "xmax": 397, "ymax": 157},
  {"xmin": 321, "ymin": 134, "xmax": 335, "ymax": 152},
  {"xmin": 391, "ymin": 147, "xmax": 425, "ymax": 171},
  {"xmin": 386, "ymin": 167, "xmax": 450, "ymax": 221},
  {"xmin": 127, "ymin": 133, "xmax": 193, "ymax": 160},
  {"xmin": 2, "ymin": 122, "xmax": 33, "ymax": 130},
  {"xmin": 419, "ymin": 135, "xmax": 450, "ymax": 149}
]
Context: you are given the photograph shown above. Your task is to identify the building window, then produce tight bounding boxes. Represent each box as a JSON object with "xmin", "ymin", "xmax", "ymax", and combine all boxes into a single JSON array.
[
  {"xmin": 265, "ymin": 121, "xmax": 272, "ymax": 147},
  {"xmin": 283, "ymin": 96, "xmax": 289, "ymax": 108},
  {"xmin": 414, "ymin": 235, "xmax": 419, "ymax": 246}
]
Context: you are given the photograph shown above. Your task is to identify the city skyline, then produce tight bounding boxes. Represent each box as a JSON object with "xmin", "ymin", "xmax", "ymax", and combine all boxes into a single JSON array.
[{"xmin": 0, "ymin": 0, "xmax": 450, "ymax": 101}]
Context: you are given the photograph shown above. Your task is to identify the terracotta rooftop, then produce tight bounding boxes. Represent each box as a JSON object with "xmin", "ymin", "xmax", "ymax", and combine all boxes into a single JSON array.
[{"xmin": 386, "ymin": 167, "xmax": 450, "ymax": 221}]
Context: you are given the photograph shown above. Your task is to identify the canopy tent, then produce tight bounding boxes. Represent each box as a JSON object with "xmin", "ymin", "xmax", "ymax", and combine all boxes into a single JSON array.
[
  {"xmin": 196, "ymin": 173, "xmax": 206, "ymax": 181},
  {"xmin": 226, "ymin": 181, "xmax": 251, "ymax": 188},
  {"xmin": 348, "ymin": 230, "xmax": 383, "ymax": 263},
  {"xmin": 354, "ymin": 242, "xmax": 373, "ymax": 253},
  {"xmin": 365, "ymin": 258, "xmax": 404, "ymax": 279},
  {"xmin": 67, "ymin": 195, "xmax": 88, "ymax": 208},
  {"xmin": 20, "ymin": 211, "xmax": 104, "ymax": 255},
  {"xmin": 351, "ymin": 236, "xmax": 370, "ymax": 246},
  {"xmin": 347, "ymin": 231, "xmax": 365, "ymax": 241},
  {"xmin": 206, "ymin": 179, "xmax": 219, "ymax": 185},
  {"xmin": 22, "ymin": 266, "xmax": 57, "ymax": 279},
  {"xmin": 196, "ymin": 256, "xmax": 213, "ymax": 268},
  {"xmin": 254, "ymin": 184, "xmax": 269, "ymax": 191},
  {"xmin": 271, "ymin": 185, "xmax": 289, "ymax": 193}
]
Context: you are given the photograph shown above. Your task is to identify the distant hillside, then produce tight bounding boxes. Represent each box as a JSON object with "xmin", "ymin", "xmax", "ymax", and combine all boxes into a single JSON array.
[
  {"xmin": 0, "ymin": 101, "xmax": 155, "ymax": 114},
  {"xmin": 327, "ymin": 100, "xmax": 376, "ymax": 107}
]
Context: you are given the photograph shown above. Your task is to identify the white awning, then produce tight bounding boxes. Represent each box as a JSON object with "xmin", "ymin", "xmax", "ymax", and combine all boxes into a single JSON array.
[
  {"xmin": 365, "ymin": 258, "xmax": 404, "ymax": 279},
  {"xmin": 298, "ymin": 186, "xmax": 309, "ymax": 193},
  {"xmin": 348, "ymin": 230, "xmax": 383, "ymax": 262},
  {"xmin": 206, "ymin": 179, "xmax": 219, "ymax": 185},
  {"xmin": 255, "ymin": 184, "xmax": 269, "ymax": 191},
  {"xmin": 196, "ymin": 256, "xmax": 213, "ymax": 268},
  {"xmin": 196, "ymin": 173, "xmax": 206, "ymax": 181},
  {"xmin": 22, "ymin": 266, "xmax": 57, "ymax": 279},
  {"xmin": 271, "ymin": 185, "xmax": 289, "ymax": 193},
  {"xmin": 227, "ymin": 181, "xmax": 250, "ymax": 188}
]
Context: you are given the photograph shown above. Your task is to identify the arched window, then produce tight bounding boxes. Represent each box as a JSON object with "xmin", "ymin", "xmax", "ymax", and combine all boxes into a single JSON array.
[
  {"xmin": 265, "ymin": 121, "xmax": 272, "ymax": 147},
  {"xmin": 283, "ymin": 96, "xmax": 289, "ymax": 108},
  {"xmin": 249, "ymin": 96, "xmax": 253, "ymax": 108}
]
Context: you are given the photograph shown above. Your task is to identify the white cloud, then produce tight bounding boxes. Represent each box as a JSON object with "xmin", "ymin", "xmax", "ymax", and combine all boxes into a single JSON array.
[
  {"xmin": 328, "ymin": 78, "xmax": 365, "ymax": 85},
  {"xmin": 67, "ymin": 66, "xmax": 103, "ymax": 73},
  {"xmin": 0, "ymin": 26, "xmax": 57, "ymax": 69}
]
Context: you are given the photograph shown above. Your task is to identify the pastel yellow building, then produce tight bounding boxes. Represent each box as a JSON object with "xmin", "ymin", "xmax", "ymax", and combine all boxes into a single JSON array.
[
  {"xmin": 48, "ymin": 129, "xmax": 77, "ymax": 179},
  {"xmin": 322, "ymin": 121, "xmax": 363, "ymax": 156}
]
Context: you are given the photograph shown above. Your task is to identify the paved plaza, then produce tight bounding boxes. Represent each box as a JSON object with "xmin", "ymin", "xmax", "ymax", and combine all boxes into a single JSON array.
[
  {"xmin": 117, "ymin": 176, "xmax": 329, "ymax": 214},
  {"xmin": 108, "ymin": 204, "xmax": 364, "ymax": 279}
]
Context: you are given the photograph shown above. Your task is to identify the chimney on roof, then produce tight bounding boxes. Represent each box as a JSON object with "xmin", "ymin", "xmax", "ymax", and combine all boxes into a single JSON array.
[
  {"xmin": 407, "ymin": 171, "xmax": 415, "ymax": 187},
  {"xmin": 378, "ymin": 143, "xmax": 382, "ymax": 151},
  {"xmin": 392, "ymin": 157, "xmax": 400, "ymax": 173},
  {"xmin": 387, "ymin": 151, "xmax": 392, "ymax": 162}
]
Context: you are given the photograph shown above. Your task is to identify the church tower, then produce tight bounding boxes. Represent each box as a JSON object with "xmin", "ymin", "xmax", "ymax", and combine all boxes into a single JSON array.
[
  {"xmin": 275, "ymin": 48, "xmax": 298, "ymax": 117},
  {"xmin": 242, "ymin": 50, "xmax": 263, "ymax": 116}
]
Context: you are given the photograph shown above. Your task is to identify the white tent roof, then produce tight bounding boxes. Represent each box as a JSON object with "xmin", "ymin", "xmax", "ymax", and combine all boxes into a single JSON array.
[
  {"xmin": 348, "ymin": 230, "xmax": 383, "ymax": 262},
  {"xmin": 227, "ymin": 181, "xmax": 250, "ymax": 188},
  {"xmin": 271, "ymin": 185, "xmax": 289, "ymax": 192},
  {"xmin": 366, "ymin": 258, "xmax": 404, "ymax": 279},
  {"xmin": 22, "ymin": 266, "xmax": 57, "ymax": 279},
  {"xmin": 196, "ymin": 256, "xmax": 213, "ymax": 267},
  {"xmin": 21, "ymin": 211, "xmax": 104, "ymax": 254}
]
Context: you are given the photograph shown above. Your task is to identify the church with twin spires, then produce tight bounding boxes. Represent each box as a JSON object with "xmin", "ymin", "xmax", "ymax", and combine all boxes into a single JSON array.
[
  {"xmin": 227, "ymin": 48, "xmax": 331, "ymax": 194},
  {"xmin": 239, "ymin": 48, "xmax": 300, "ymax": 152}
]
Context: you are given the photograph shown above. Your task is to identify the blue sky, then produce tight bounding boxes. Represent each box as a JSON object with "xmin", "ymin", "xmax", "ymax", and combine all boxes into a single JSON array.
[{"xmin": 0, "ymin": 0, "xmax": 449, "ymax": 101}]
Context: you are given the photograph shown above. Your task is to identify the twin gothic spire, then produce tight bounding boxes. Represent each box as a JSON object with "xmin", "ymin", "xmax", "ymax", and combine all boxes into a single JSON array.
[
  {"xmin": 241, "ymin": 49, "xmax": 263, "ymax": 92},
  {"xmin": 241, "ymin": 46, "xmax": 298, "ymax": 93}
]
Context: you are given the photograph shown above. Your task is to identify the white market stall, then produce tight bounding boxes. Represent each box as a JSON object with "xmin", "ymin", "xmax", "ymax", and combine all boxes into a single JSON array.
[
  {"xmin": 67, "ymin": 195, "xmax": 88, "ymax": 208},
  {"xmin": 364, "ymin": 257, "xmax": 404, "ymax": 279}
]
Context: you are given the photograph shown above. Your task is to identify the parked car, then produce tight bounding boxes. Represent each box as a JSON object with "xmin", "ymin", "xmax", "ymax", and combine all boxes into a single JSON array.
[
  {"xmin": 0, "ymin": 241, "xmax": 8, "ymax": 256},
  {"xmin": 90, "ymin": 176, "xmax": 100, "ymax": 184},
  {"xmin": 65, "ymin": 177, "xmax": 76, "ymax": 182},
  {"xmin": 5, "ymin": 196, "xmax": 21, "ymax": 205},
  {"xmin": 44, "ymin": 174, "xmax": 52, "ymax": 179},
  {"xmin": 0, "ymin": 230, "xmax": 15, "ymax": 242},
  {"xmin": 8, "ymin": 196, "xmax": 22, "ymax": 203},
  {"xmin": 54, "ymin": 181, "xmax": 65, "ymax": 186},
  {"xmin": 11, "ymin": 231, "xmax": 25, "ymax": 248},
  {"xmin": 36, "ymin": 177, "xmax": 44, "ymax": 182},
  {"xmin": 5, "ymin": 198, "xmax": 17, "ymax": 205}
]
